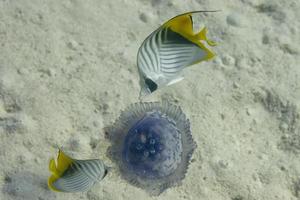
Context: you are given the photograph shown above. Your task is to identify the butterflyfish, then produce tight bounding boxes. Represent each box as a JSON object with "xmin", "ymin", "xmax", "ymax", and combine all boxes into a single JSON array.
[
  {"xmin": 137, "ymin": 11, "xmax": 218, "ymax": 98},
  {"xmin": 48, "ymin": 150, "xmax": 108, "ymax": 192}
]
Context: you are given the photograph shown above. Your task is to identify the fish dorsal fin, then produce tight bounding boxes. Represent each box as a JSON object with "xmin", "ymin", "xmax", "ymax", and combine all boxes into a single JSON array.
[{"xmin": 163, "ymin": 13, "xmax": 194, "ymax": 37}]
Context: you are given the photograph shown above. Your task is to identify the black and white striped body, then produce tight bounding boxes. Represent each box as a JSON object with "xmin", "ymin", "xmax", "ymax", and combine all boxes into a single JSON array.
[
  {"xmin": 52, "ymin": 159, "xmax": 107, "ymax": 192},
  {"xmin": 137, "ymin": 26, "xmax": 207, "ymax": 95}
]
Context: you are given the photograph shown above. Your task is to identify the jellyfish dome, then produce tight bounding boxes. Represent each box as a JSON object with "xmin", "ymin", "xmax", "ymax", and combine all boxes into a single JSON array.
[{"xmin": 107, "ymin": 102, "xmax": 196, "ymax": 195}]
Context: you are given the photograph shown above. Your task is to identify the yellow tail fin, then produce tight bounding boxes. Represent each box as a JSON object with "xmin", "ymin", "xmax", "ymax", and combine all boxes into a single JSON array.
[
  {"xmin": 55, "ymin": 150, "xmax": 73, "ymax": 175},
  {"xmin": 48, "ymin": 150, "xmax": 74, "ymax": 192},
  {"xmin": 196, "ymin": 27, "xmax": 217, "ymax": 46}
]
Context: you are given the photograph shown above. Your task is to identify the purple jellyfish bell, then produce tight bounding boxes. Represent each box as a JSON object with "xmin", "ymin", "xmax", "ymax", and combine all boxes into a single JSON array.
[{"xmin": 106, "ymin": 101, "xmax": 196, "ymax": 196}]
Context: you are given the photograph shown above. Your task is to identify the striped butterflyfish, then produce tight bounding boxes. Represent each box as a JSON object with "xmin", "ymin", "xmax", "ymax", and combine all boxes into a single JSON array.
[
  {"xmin": 48, "ymin": 150, "xmax": 108, "ymax": 192},
  {"xmin": 137, "ymin": 11, "xmax": 218, "ymax": 98}
]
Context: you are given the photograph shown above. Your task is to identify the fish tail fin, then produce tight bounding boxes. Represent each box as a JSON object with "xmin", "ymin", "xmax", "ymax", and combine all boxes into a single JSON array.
[
  {"xmin": 196, "ymin": 27, "xmax": 217, "ymax": 46},
  {"xmin": 48, "ymin": 150, "xmax": 74, "ymax": 192},
  {"xmin": 48, "ymin": 158, "xmax": 62, "ymax": 192},
  {"xmin": 56, "ymin": 150, "xmax": 73, "ymax": 174}
]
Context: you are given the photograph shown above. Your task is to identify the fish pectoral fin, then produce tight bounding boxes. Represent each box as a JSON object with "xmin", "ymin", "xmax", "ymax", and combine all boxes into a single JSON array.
[
  {"xmin": 167, "ymin": 76, "xmax": 184, "ymax": 86},
  {"xmin": 196, "ymin": 27, "xmax": 217, "ymax": 46}
]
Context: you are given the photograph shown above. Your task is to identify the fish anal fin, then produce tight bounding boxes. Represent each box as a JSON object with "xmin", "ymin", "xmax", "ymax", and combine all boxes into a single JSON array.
[
  {"xmin": 205, "ymin": 49, "xmax": 215, "ymax": 60},
  {"xmin": 192, "ymin": 45, "xmax": 215, "ymax": 64},
  {"xmin": 48, "ymin": 175, "xmax": 62, "ymax": 192}
]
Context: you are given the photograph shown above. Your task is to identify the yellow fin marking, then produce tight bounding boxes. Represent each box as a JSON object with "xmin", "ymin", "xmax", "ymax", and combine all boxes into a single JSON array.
[
  {"xmin": 163, "ymin": 12, "xmax": 217, "ymax": 62},
  {"xmin": 196, "ymin": 27, "xmax": 217, "ymax": 46},
  {"xmin": 48, "ymin": 150, "xmax": 74, "ymax": 192},
  {"xmin": 48, "ymin": 175, "xmax": 61, "ymax": 192},
  {"xmin": 49, "ymin": 158, "xmax": 57, "ymax": 174},
  {"xmin": 55, "ymin": 150, "xmax": 73, "ymax": 176},
  {"xmin": 164, "ymin": 13, "xmax": 194, "ymax": 36}
]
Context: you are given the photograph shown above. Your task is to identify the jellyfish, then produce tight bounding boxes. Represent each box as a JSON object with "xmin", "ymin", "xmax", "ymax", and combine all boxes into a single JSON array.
[{"xmin": 106, "ymin": 101, "xmax": 196, "ymax": 195}]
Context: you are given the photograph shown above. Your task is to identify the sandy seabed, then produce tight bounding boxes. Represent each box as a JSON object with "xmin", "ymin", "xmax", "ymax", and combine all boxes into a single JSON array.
[{"xmin": 0, "ymin": 0, "xmax": 299, "ymax": 200}]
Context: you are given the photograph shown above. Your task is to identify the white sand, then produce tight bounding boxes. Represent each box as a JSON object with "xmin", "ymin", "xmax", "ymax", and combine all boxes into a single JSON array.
[{"xmin": 0, "ymin": 0, "xmax": 299, "ymax": 199}]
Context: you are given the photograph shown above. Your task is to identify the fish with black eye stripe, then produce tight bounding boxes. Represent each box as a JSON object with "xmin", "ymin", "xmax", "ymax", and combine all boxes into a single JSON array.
[
  {"xmin": 137, "ymin": 11, "xmax": 218, "ymax": 98},
  {"xmin": 48, "ymin": 150, "xmax": 109, "ymax": 192}
]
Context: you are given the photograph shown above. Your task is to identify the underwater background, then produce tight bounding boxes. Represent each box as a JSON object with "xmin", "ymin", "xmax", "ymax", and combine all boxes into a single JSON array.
[{"xmin": 0, "ymin": 0, "xmax": 299, "ymax": 199}]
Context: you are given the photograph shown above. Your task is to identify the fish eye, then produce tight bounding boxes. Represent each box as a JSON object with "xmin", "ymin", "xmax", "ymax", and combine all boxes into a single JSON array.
[
  {"xmin": 104, "ymin": 169, "xmax": 108, "ymax": 177},
  {"xmin": 145, "ymin": 78, "xmax": 157, "ymax": 93}
]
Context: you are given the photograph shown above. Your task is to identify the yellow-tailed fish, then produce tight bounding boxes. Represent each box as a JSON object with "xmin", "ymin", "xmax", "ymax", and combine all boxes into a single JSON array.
[
  {"xmin": 137, "ymin": 11, "xmax": 218, "ymax": 98},
  {"xmin": 48, "ymin": 150, "xmax": 108, "ymax": 192}
]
